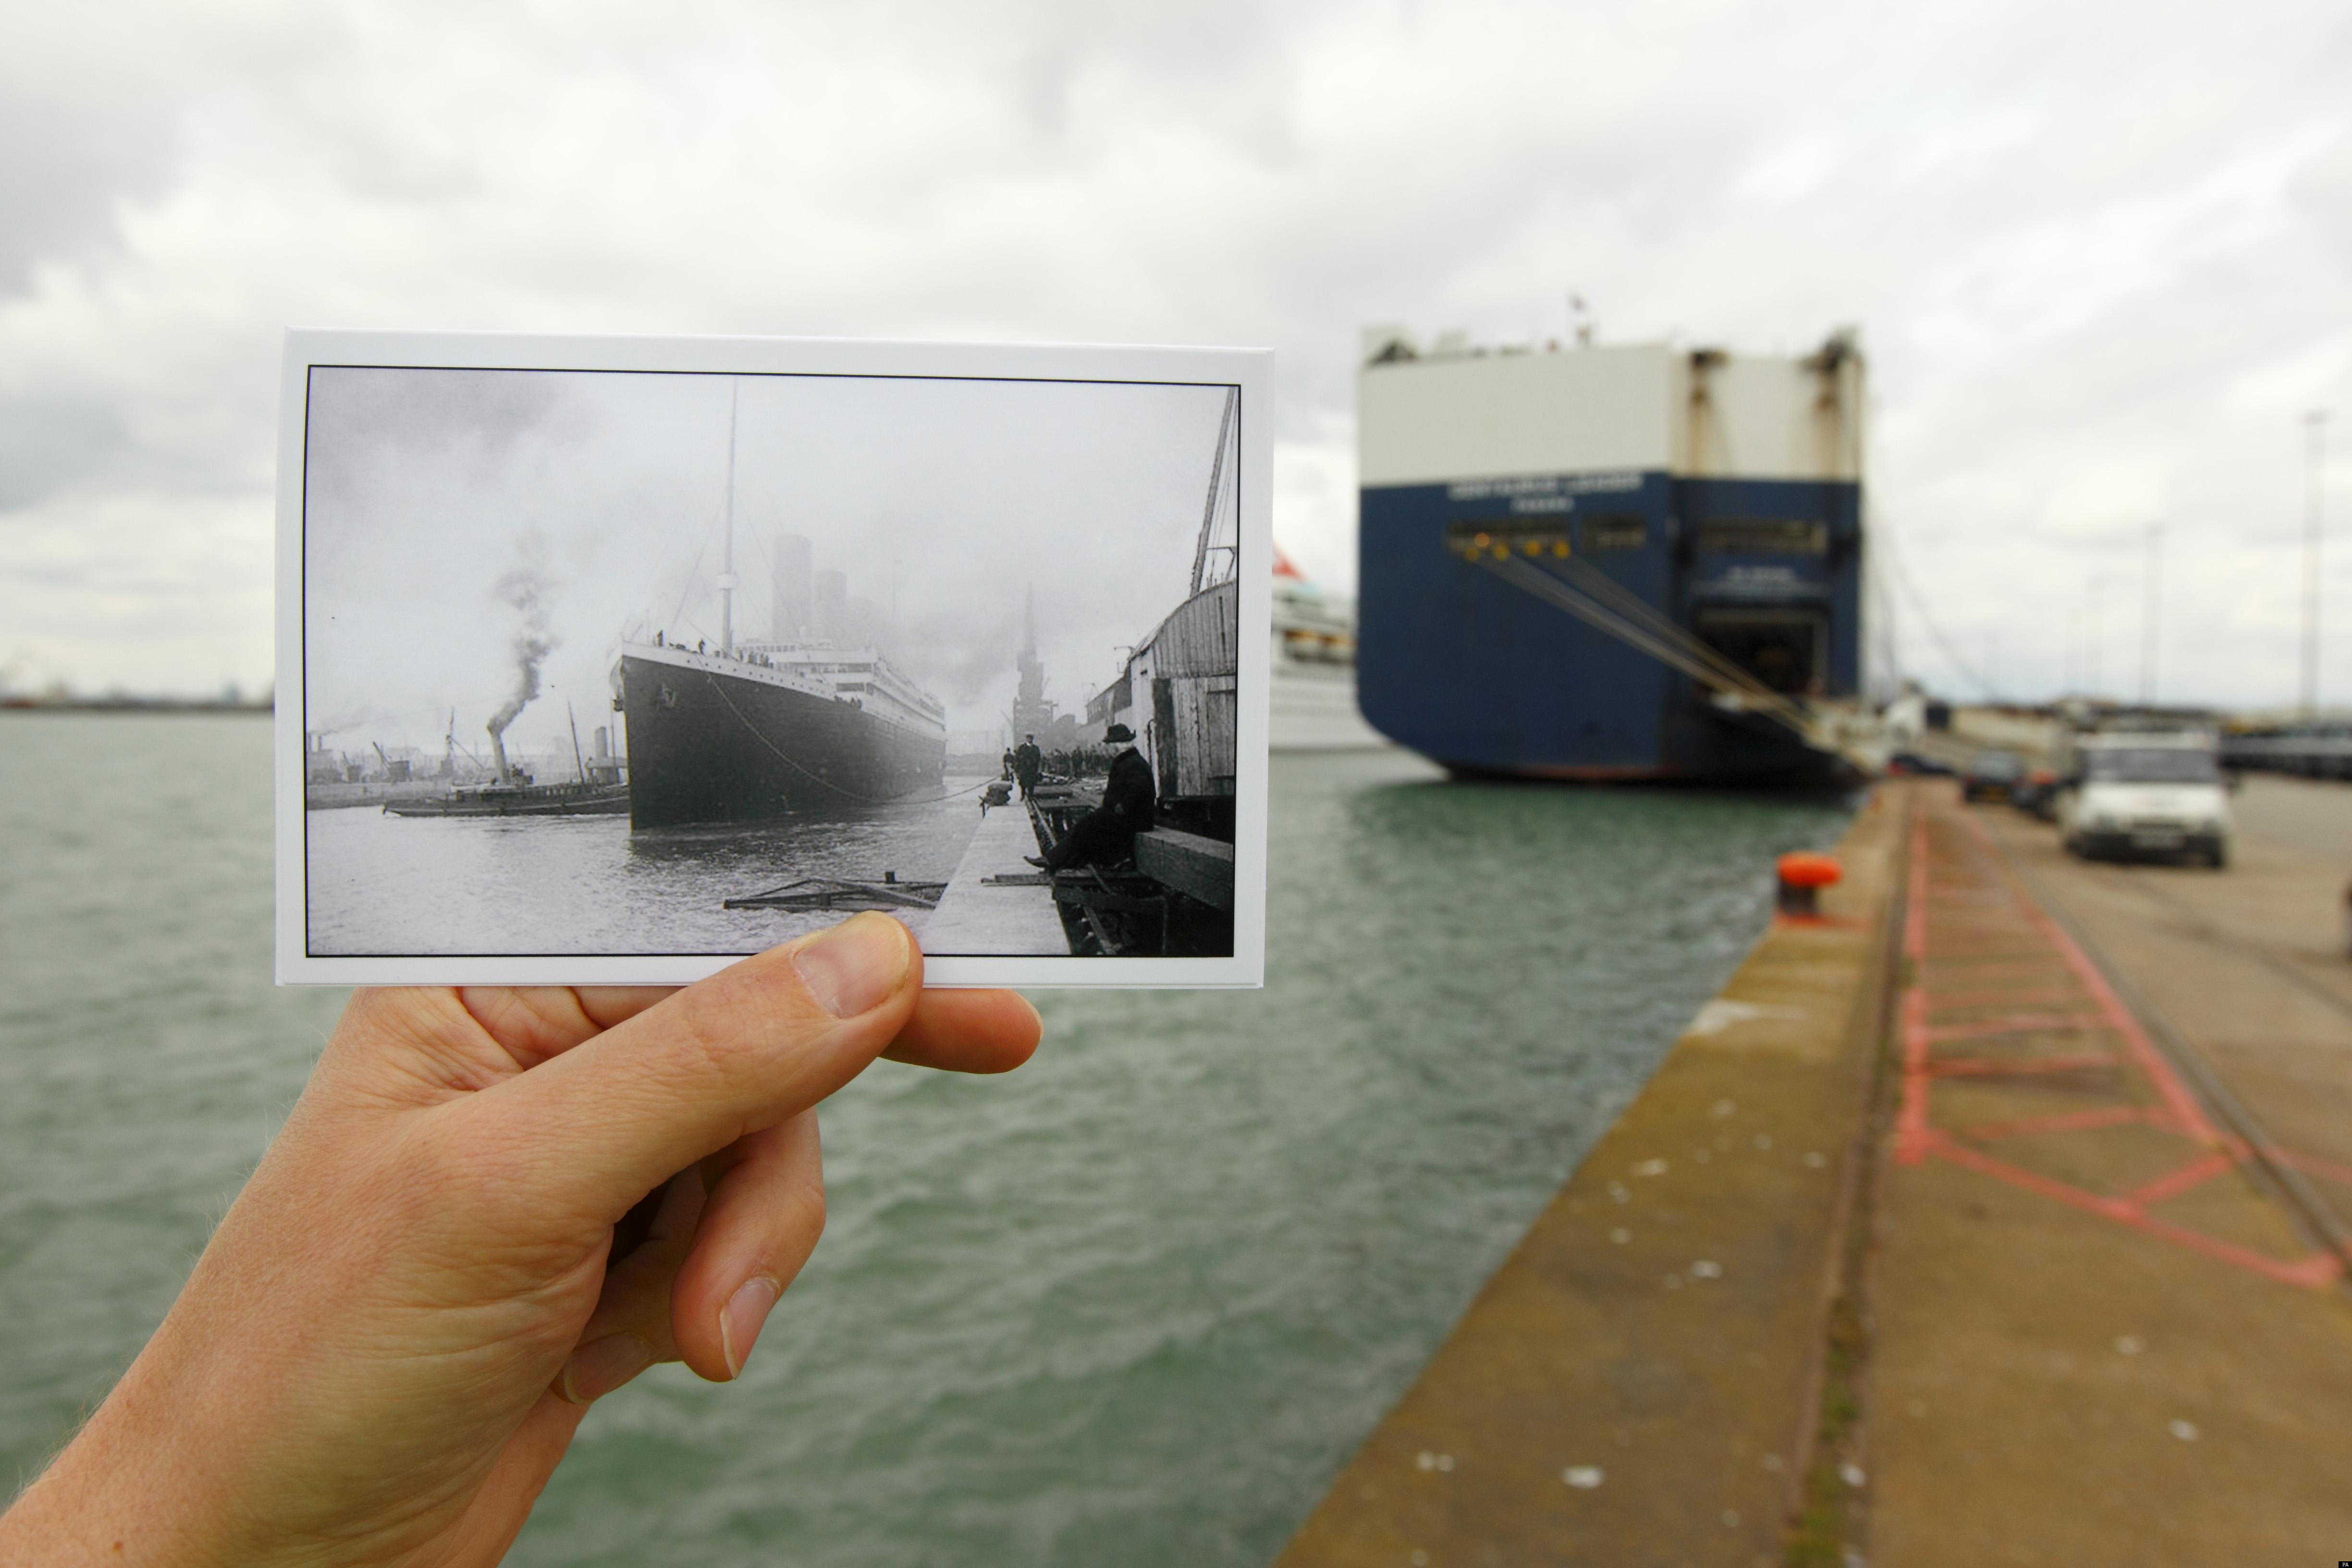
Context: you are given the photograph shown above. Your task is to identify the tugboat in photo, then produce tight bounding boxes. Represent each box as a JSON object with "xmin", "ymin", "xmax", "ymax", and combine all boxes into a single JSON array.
[
  {"xmin": 385, "ymin": 707, "xmax": 631, "ymax": 818},
  {"xmin": 616, "ymin": 386, "xmax": 947, "ymax": 830}
]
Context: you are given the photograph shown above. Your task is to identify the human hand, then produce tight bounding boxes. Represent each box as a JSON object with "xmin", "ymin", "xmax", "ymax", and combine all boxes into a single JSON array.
[{"xmin": 0, "ymin": 913, "xmax": 1038, "ymax": 1567}]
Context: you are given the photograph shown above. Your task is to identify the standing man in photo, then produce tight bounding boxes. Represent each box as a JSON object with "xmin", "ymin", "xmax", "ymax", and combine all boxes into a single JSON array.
[{"xmin": 1014, "ymin": 734, "xmax": 1043, "ymax": 801}]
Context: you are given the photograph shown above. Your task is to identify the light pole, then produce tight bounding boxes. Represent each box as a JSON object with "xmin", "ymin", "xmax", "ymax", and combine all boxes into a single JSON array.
[
  {"xmin": 2304, "ymin": 410, "xmax": 2330, "ymax": 715},
  {"xmin": 2087, "ymin": 575, "xmax": 2107, "ymax": 701},
  {"xmin": 2141, "ymin": 523, "xmax": 2163, "ymax": 707}
]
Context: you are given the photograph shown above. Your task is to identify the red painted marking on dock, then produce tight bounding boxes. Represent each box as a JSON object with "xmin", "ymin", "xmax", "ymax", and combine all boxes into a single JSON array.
[
  {"xmin": 1952, "ymin": 809, "xmax": 2220, "ymax": 1146},
  {"xmin": 1914, "ymin": 945, "xmax": 2055, "ymax": 964},
  {"xmin": 1926, "ymin": 1053, "xmax": 2115, "ymax": 1078},
  {"xmin": 1894, "ymin": 803, "xmax": 1936, "ymax": 1165},
  {"xmin": 2124, "ymin": 1150, "xmax": 2242, "ymax": 1208},
  {"xmin": 1932, "ymin": 1141, "xmax": 2343, "ymax": 1289},
  {"xmin": 2270, "ymin": 1148, "xmax": 2352, "ymax": 1188},
  {"xmin": 1920, "ymin": 958, "xmax": 2075, "ymax": 980},
  {"xmin": 1958, "ymin": 1105, "xmax": 2151, "ymax": 1142},
  {"xmin": 1924, "ymin": 984, "xmax": 2089, "ymax": 1012},
  {"xmin": 1924, "ymin": 1012, "xmax": 2114, "ymax": 1044},
  {"xmin": 1885, "ymin": 789, "xmax": 2343, "ymax": 1290}
]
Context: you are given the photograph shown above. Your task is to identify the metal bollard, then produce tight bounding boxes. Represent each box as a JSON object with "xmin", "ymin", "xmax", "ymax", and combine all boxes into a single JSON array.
[{"xmin": 1776, "ymin": 851, "xmax": 1842, "ymax": 917}]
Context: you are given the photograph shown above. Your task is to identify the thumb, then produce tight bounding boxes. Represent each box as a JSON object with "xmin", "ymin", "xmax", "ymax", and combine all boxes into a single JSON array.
[{"xmin": 454, "ymin": 913, "xmax": 920, "ymax": 1219}]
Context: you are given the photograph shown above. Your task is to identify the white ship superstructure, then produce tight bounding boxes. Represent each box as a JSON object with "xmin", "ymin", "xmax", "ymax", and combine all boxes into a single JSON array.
[
  {"xmin": 626, "ymin": 636, "xmax": 945, "ymax": 744},
  {"xmin": 1271, "ymin": 550, "xmax": 1387, "ymax": 752}
]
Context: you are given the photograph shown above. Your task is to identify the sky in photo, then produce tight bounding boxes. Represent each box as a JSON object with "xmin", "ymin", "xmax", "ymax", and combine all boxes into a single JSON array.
[
  {"xmin": 3, "ymin": 0, "xmax": 2349, "ymax": 707},
  {"xmin": 300, "ymin": 364, "xmax": 1232, "ymax": 757}
]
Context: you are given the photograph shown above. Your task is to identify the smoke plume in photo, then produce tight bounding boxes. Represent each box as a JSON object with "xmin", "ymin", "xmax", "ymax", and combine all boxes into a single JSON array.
[{"xmin": 485, "ymin": 556, "xmax": 556, "ymax": 742}]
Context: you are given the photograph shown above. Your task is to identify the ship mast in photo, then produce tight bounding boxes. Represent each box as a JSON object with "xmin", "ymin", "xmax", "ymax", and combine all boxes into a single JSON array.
[{"xmin": 612, "ymin": 381, "xmax": 949, "ymax": 830}]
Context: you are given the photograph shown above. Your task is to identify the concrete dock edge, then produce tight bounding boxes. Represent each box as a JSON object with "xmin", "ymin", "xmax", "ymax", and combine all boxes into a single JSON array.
[{"xmin": 1275, "ymin": 783, "xmax": 1911, "ymax": 1568}]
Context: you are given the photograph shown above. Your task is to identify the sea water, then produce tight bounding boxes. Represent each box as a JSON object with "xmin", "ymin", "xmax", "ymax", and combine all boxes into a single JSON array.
[
  {"xmin": 306, "ymin": 776, "xmax": 1000, "ymax": 956},
  {"xmin": 0, "ymin": 714, "xmax": 1850, "ymax": 1563}
]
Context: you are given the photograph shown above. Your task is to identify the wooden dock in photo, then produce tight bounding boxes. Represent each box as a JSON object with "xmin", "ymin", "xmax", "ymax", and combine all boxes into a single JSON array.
[{"xmin": 919, "ymin": 801, "xmax": 1070, "ymax": 956}]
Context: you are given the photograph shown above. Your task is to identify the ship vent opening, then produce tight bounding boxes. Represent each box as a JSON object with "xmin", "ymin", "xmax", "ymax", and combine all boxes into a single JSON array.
[
  {"xmin": 1695, "ymin": 519, "xmax": 1827, "ymax": 556},
  {"xmin": 1694, "ymin": 609, "xmax": 1825, "ymax": 696},
  {"xmin": 1581, "ymin": 515, "xmax": 1647, "ymax": 552}
]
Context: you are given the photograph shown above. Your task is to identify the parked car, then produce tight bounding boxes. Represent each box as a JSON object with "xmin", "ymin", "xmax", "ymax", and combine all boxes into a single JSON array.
[
  {"xmin": 1887, "ymin": 750, "xmax": 1956, "ymax": 777},
  {"xmin": 2010, "ymin": 767, "xmax": 2061, "ymax": 820},
  {"xmin": 2056, "ymin": 731, "xmax": 2230, "ymax": 868},
  {"xmin": 1961, "ymin": 750, "xmax": 2025, "ymax": 803}
]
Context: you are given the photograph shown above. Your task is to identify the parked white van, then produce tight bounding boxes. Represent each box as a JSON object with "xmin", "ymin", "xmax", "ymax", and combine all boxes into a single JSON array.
[{"xmin": 2056, "ymin": 731, "xmax": 2230, "ymax": 868}]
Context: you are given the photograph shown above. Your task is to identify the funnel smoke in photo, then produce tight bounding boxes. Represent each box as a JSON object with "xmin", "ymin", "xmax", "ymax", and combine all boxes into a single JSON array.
[{"xmin": 485, "ymin": 562, "xmax": 555, "ymax": 741}]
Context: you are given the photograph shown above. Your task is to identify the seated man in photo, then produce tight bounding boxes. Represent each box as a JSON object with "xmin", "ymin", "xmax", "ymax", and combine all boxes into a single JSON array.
[{"xmin": 1027, "ymin": 724, "xmax": 1155, "ymax": 872}]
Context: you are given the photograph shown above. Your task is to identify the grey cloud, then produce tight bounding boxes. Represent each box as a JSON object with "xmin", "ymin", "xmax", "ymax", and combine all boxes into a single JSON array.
[
  {"xmin": 3, "ymin": 0, "xmax": 2351, "ymax": 704},
  {"xmin": 0, "ymin": 104, "xmax": 168, "ymax": 294},
  {"xmin": 0, "ymin": 394, "xmax": 132, "ymax": 510}
]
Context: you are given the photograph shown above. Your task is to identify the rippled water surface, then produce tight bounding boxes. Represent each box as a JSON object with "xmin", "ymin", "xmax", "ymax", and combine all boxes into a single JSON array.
[
  {"xmin": 0, "ymin": 714, "xmax": 1850, "ymax": 1563},
  {"xmin": 306, "ymin": 776, "xmax": 998, "ymax": 956}
]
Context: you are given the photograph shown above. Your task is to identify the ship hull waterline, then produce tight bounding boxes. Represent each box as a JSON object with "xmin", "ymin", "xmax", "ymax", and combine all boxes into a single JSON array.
[{"xmin": 619, "ymin": 653, "xmax": 945, "ymax": 831}]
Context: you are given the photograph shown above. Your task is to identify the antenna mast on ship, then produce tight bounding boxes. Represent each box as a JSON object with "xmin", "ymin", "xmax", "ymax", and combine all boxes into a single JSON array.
[{"xmin": 719, "ymin": 380, "xmax": 740, "ymax": 655}]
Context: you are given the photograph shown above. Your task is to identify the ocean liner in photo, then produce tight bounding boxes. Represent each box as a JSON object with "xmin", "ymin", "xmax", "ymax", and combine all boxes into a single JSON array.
[
  {"xmin": 616, "ymin": 631, "xmax": 944, "ymax": 829},
  {"xmin": 615, "ymin": 394, "xmax": 946, "ymax": 830}
]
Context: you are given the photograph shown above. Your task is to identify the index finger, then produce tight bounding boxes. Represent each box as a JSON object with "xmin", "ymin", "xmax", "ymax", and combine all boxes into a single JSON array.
[
  {"xmin": 454, "ymin": 914, "xmax": 919, "ymax": 1218},
  {"xmin": 882, "ymin": 989, "xmax": 1041, "ymax": 1074},
  {"xmin": 576, "ymin": 987, "xmax": 679, "ymax": 1031}
]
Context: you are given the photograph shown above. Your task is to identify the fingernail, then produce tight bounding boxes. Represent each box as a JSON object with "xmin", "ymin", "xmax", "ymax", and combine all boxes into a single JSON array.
[
  {"xmin": 720, "ymin": 1276, "xmax": 782, "ymax": 1379},
  {"xmin": 793, "ymin": 913, "xmax": 909, "ymax": 1018},
  {"xmin": 560, "ymin": 1333, "xmax": 654, "ymax": 1404}
]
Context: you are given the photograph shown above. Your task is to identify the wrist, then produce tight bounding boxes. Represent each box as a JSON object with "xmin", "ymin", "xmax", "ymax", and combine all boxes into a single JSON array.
[{"xmin": 0, "ymin": 1339, "xmax": 255, "ymax": 1567}]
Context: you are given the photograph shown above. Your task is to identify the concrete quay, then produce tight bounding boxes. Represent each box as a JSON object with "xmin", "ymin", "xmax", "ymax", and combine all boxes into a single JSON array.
[
  {"xmin": 915, "ymin": 797, "xmax": 1069, "ymax": 956},
  {"xmin": 1275, "ymin": 776, "xmax": 2352, "ymax": 1565},
  {"xmin": 1277, "ymin": 787, "xmax": 1911, "ymax": 1568}
]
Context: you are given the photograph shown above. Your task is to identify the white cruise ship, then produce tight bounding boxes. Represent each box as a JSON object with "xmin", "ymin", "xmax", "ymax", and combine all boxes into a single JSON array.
[{"xmin": 1272, "ymin": 550, "xmax": 1388, "ymax": 752}]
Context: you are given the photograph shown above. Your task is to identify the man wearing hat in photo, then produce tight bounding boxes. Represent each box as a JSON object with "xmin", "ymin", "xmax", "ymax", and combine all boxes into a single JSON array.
[
  {"xmin": 1013, "ymin": 734, "xmax": 1043, "ymax": 801},
  {"xmin": 1028, "ymin": 723, "xmax": 1154, "ymax": 872}
]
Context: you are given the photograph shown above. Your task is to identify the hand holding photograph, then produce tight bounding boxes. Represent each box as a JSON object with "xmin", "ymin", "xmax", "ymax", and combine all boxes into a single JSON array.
[{"xmin": 275, "ymin": 331, "xmax": 1270, "ymax": 987}]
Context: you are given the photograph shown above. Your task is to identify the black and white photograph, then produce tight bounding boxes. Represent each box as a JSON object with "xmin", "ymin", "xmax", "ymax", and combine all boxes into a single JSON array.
[{"xmin": 275, "ymin": 332, "xmax": 1270, "ymax": 986}]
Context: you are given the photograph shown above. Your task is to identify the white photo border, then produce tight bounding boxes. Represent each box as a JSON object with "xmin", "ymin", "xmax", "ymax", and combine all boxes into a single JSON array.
[{"xmin": 274, "ymin": 328, "xmax": 1272, "ymax": 989}]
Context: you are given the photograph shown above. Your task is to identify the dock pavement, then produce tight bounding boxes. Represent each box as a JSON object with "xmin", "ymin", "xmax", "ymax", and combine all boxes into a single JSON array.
[
  {"xmin": 1276, "ymin": 776, "xmax": 2352, "ymax": 1565},
  {"xmin": 917, "ymin": 798, "xmax": 1069, "ymax": 956},
  {"xmin": 1866, "ymin": 779, "xmax": 2352, "ymax": 1565}
]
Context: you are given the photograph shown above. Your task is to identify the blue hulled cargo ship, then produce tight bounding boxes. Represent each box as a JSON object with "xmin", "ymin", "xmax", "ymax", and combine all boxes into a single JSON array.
[{"xmin": 1356, "ymin": 330, "xmax": 1869, "ymax": 785}]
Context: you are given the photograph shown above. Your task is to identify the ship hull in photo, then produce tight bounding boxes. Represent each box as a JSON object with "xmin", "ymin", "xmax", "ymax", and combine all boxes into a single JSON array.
[{"xmin": 620, "ymin": 647, "xmax": 944, "ymax": 829}]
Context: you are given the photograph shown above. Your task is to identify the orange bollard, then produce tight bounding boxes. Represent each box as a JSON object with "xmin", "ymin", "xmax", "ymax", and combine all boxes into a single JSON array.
[{"xmin": 1776, "ymin": 851, "xmax": 1842, "ymax": 917}]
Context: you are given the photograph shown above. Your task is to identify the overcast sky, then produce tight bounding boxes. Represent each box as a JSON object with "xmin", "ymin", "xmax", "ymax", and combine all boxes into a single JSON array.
[
  {"xmin": 4, "ymin": 0, "xmax": 2348, "ymax": 709},
  {"xmin": 302, "ymin": 366, "xmax": 1230, "ymax": 756}
]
